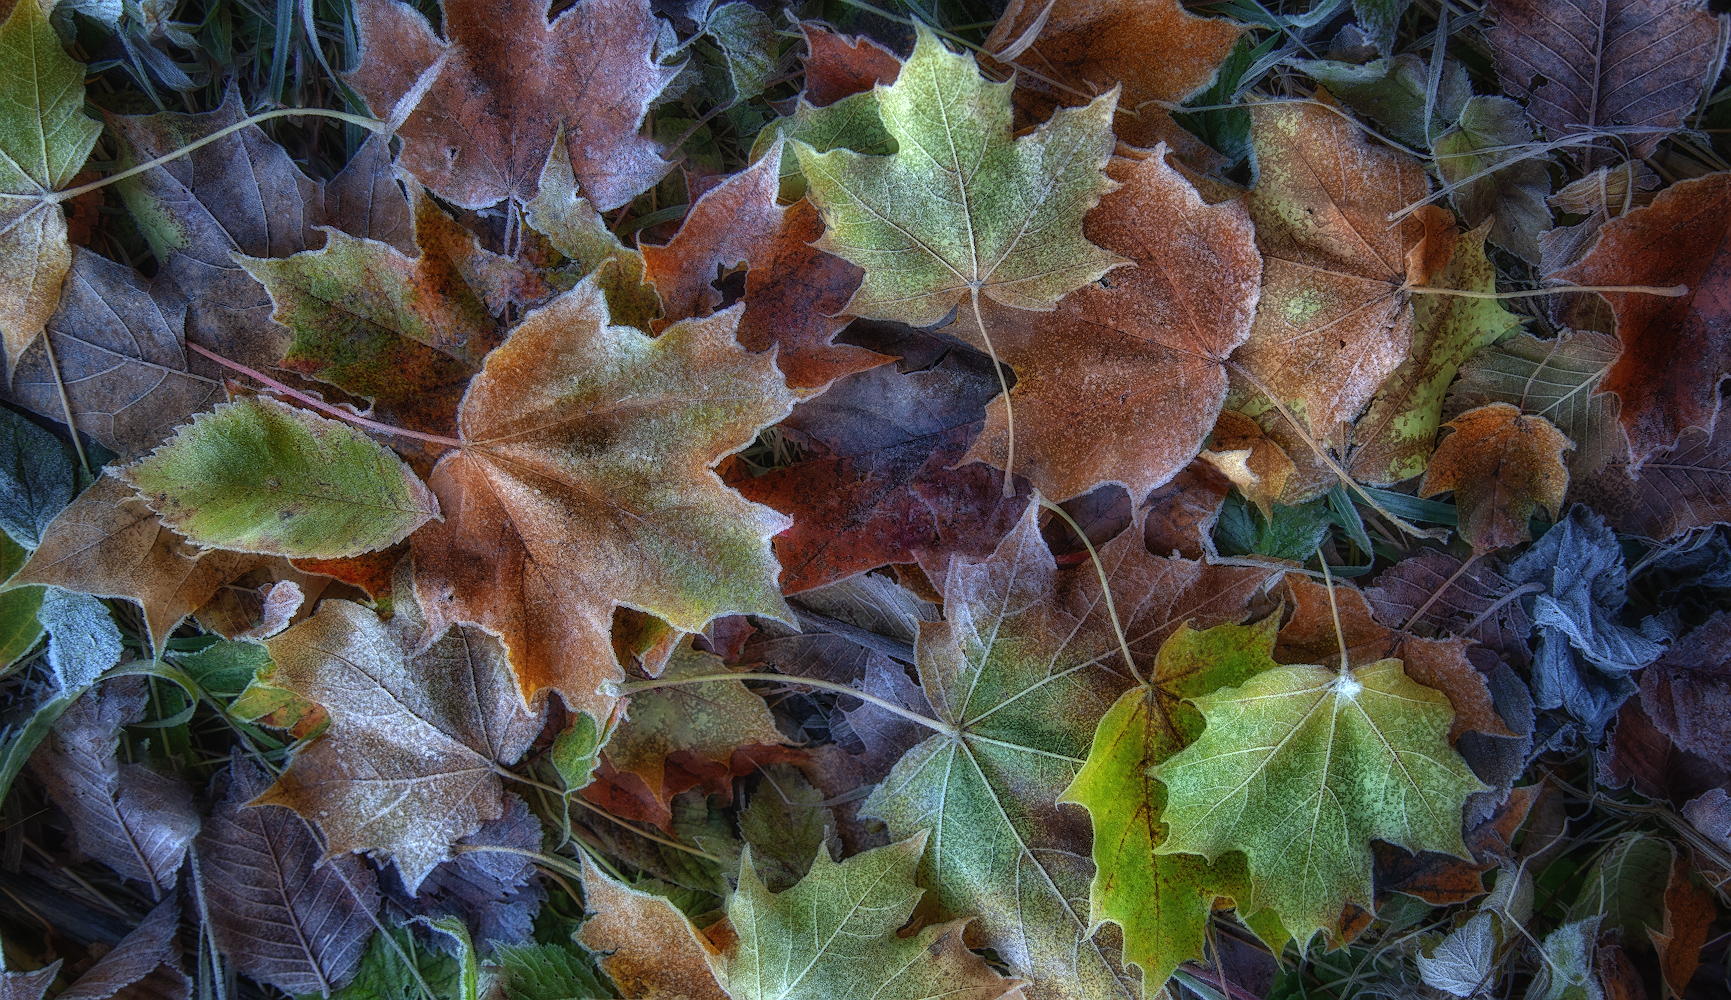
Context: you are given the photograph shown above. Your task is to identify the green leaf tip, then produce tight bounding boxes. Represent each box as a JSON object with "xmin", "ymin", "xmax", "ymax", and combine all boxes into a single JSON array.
[{"xmin": 120, "ymin": 396, "xmax": 439, "ymax": 559}]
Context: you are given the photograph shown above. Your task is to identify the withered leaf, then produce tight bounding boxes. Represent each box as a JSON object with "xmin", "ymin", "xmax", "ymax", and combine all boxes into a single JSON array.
[
  {"xmin": 11, "ymin": 476, "xmax": 257, "ymax": 654},
  {"xmin": 522, "ymin": 139, "xmax": 661, "ymax": 332},
  {"xmin": 961, "ymin": 148, "xmax": 1261, "ymax": 501},
  {"xmin": 257, "ymin": 598, "xmax": 541, "ymax": 892},
  {"xmin": 1573, "ymin": 420, "xmax": 1731, "ymax": 541},
  {"xmin": 799, "ymin": 22, "xmax": 900, "ymax": 108},
  {"xmin": 577, "ymin": 851, "xmax": 729, "ymax": 1000},
  {"xmin": 29, "ymin": 677, "xmax": 199, "ymax": 896},
  {"xmin": 197, "ymin": 755, "xmax": 381, "ymax": 997},
  {"xmin": 1420, "ymin": 403, "xmax": 1572, "ymax": 552},
  {"xmin": 1445, "ymin": 329, "xmax": 1624, "ymax": 479},
  {"xmin": 412, "ymin": 277, "xmax": 797, "ymax": 720},
  {"xmin": 54, "ymin": 898, "xmax": 190, "ymax": 1000},
  {"xmin": 347, "ymin": 0, "xmax": 676, "ymax": 211},
  {"xmin": 406, "ymin": 792, "xmax": 546, "ymax": 947},
  {"xmin": 642, "ymin": 148, "xmax": 784, "ymax": 331},
  {"xmin": 2, "ymin": 247, "xmax": 223, "ymax": 461},
  {"xmin": 1365, "ymin": 549, "xmax": 1535, "ymax": 666},
  {"xmin": 1638, "ymin": 610, "xmax": 1731, "ymax": 765},
  {"xmin": 1553, "ymin": 171, "xmax": 1731, "ymax": 467}
]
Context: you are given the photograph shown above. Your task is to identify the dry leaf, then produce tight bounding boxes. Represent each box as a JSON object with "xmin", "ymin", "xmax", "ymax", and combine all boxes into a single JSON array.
[{"xmin": 1420, "ymin": 403, "xmax": 1572, "ymax": 552}]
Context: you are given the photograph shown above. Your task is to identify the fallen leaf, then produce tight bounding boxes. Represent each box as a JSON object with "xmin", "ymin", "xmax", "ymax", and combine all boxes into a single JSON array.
[
  {"xmin": 795, "ymin": 23, "xmax": 1124, "ymax": 327},
  {"xmin": 1638, "ymin": 610, "xmax": 1731, "ymax": 764},
  {"xmin": 799, "ymin": 22, "xmax": 900, "ymax": 107},
  {"xmin": 1419, "ymin": 403, "xmax": 1572, "ymax": 551},
  {"xmin": 960, "ymin": 147, "xmax": 1262, "ymax": 501},
  {"xmin": 29, "ymin": 676, "xmax": 200, "ymax": 896},
  {"xmin": 258, "ymin": 597, "xmax": 542, "ymax": 891},
  {"xmin": 407, "ymin": 792, "xmax": 546, "ymax": 946},
  {"xmin": 1432, "ymin": 97, "xmax": 1551, "ymax": 263},
  {"xmin": 713, "ymin": 835, "xmax": 1026, "ymax": 1000},
  {"xmin": 982, "ymin": 0, "xmax": 1240, "ymax": 151},
  {"xmin": 1602, "ymin": 697, "xmax": 1727, "ymax": 806},
  {"xmin": 346, "ymin": 0, "xmax": 675, "ymax": 211},
  {"xmin": 608, "ymin": 642, "xmax": 788, "ymax": 808},
  {"xmin": 1365, "ymin": 549, "xmax": 1535, "ymax": 666},
  {"xmin": 1552, "ymin": 171, "xmax": 1731, "ymax": 467},
  {"xmin": 1231, "ymin": 99, "xmax": 1451, "ymax": 441},
  {"xmin": 11, "ymin": 476, "xmax": 257, "ymax": 653},
  {"xmin": 1141, "ymin": 460, "xmax": 1232, "ymax": 560},
  {"xmin": 34, "ymin": 588, "xmax": 123, "ymax": 693},
  {"xmin": 1574, "ymin": 420, "xmax": 1731, "ymax": 541},
  {"xmin": 1486, "ymin": 0, "xmax": 1723, "ymax": 161},
  {"xmin": 0, "ymin": 0, "xmax": 101, "ymax": 373},
  {"xmin": 1652, "ymin": 848, "xmax": 1716, "ymax": 998},
  {"xmin": 1152, "ymin": 653, "xmax": 1488, "ymax": 945},
  {"xmin": 411, "ymin": 277, "xmax": 796, "ymax": 719},
  {"xmin": 0, "ymin": 407, "xmax": 74, "ymax": 549},
  {"xmin": 53, "ymin": 898, "xmax": 190, "ymax": 1000},
  {"xmin": 1349, "ymin": 223, "xmax": 1527, "ymax": 486},
  {"xmin": 1539, "ymin": 162, "xmax": 1660, "ymax": 277},
  {"xmin": 3, "ymin": 248, "xmax": 222, "ymax": 462},
  {"xmin": 577, "ymin": 851, "xmax": 729, "ymax": 1000},
  {"xmin": 1294, "ymin": 54, "xmax": 1470, "ymax": 149},
  {"xmin": 492, "ymin": 942, "xmax": 612, "ymax": 1000},
  {"xmin": 733, "ymin": 345, "xmax": 1030, "ymax": 594},
  {"xmin": 702, "ymin": 2, "xmax": 778, "ymax": 103},
  {"xmin": 736, "ymin": 764, "xmax": 838, "ymax": 892},
  {"xmin": 1445, "ymin": 329, "xmax": 1624, "ymax": 478},
  {"xmin": 1202, "ymin": 410, "xmax": 1296, "ymax": 519},
  {"xmin": 197, "ymin": 755, "xmax": 381, "ymax": 997},
  {"xmin": 290, "ymin": 543, "xmax": 407, "ymax": 599},
  {"xmin": 1060, "ymin": 618, "xmax": 1278, "ymax": 990},
  {"xmin": 120, "ymin": 396, "xmax": 439, "ymax": 559},
  {"xmin": 864, "ymin": 503, "xmax": 1274, "ymax": 1000},
  {"xmin": 522, "ymin": 138, "xmax": 662, "ymax": 332},
  {"xmin": 642, "ymin": 138, "xmax": 784, "ymax": 331}
]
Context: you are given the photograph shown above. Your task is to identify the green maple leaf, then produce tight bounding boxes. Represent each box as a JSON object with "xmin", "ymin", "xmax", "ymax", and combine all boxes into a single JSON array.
[
  {"xmin": 793, "ymin": 23, "xmax": 1125, "ymax": 328},
  {"xmin": 713, "ymin": 834, "xmax": 1024, "ymax": 1000},
  {"xmin": 1151, "ymin": 657, "xmax": 1488, "ymax": 945},
  {"xmin": 1059, "ymin": 618, "xmax": 1286, "ymax": 990},
  {"xmin": 863, "ymin": 503, "xmax": 1278, "ymax": 1000}
]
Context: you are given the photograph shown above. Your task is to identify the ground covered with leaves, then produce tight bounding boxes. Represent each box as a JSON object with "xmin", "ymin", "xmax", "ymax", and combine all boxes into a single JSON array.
[{"xmin": 1, "ymin": 0, "xmax": 1730, "ymax": 997}]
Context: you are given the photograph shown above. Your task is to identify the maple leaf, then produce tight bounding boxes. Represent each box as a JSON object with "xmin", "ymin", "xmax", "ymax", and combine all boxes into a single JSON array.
[
  {"xmin": 1348, "ymin": 224, "xmax": 1526, "ymax": 486},
  {"xmin": 1445, "ymin": 330, "xmax": 1624, "ymax": 478},
  {"xmin": 794, "ymin": 23, "xmax": 1125, "ymax": 328},
  {"xmin": 2, "ymin": 248, "xmax": 224, "ymax": 460},
  {"xmin": 1552, "ymin": 172, "xmax": 1731, "ymax": 467},
  {"xmin": 411, "ymin": 276, "xmax": 796, "ymax": 720},
  {"xmin": 799, "ymin": 22, "xmax": 901, "ymax": 108},
  {"xmin": 257, "ymin": 597, "xmax": 542, "ymax": 891},
  {"xmin": 29, "ymin": 677, "xmax": 200, "ymax": 897},
  {"xmin": 982, "ymin": 0, "xmax": 1240, "ymax": 153},
  {"xmin": 1231, "ymin": 99, "xmax": 1455, "ymax": 443},
  {"xmin": 1419, "ymin": 403, "xmax": 1572, "ymax": 552},
  {"xmin": 577, "ymin": 851, "xmax": 730, "ymax": 1000},
  {"xmin": 10, "ymin": 476, "xmax": 257, "ymax": 653},
  {"xmin": 731, "ymin": 342, "xmax": 1030, "ymax": 594},
  {"xmin": 111, "ymin": 90, "xmax": 412, "ymax": 375},
  {"xmin": 863, "ymin": 502, "xmax": 1275, "ymax": 1000},
  {"xmin": 608, "ymin": 642, "xmax": 789, "ymax": 808},
  {"xmin": 642, "ymin": 147, "xmax": 784, "ymax": 330},
  {"xmin": 0, "ymin": 0, "xmax": 101, "ymax": 374},
  {"xmin": 960, "ymin": 147, "xmax": 1261, "ymax": 501},
  {"xmin": 1059, "ymin": 618, "xmax": 1279, "ymax": 990},
  {"xmin": 1485, "ymin": 0, "xmax": 1723, "ymax": 161},
  {"xmin": 119, "ymin": 397, "xmax": 440, "ymax": 559},
  {"xmin": 1152, "ymin": 650, "xmax": 1487, "ymax": 944},
  {"xmin": 522, "ymin": 139, "xmax": 662, "ymax": 332},
  {"xmin": 1432, "ymin": 97, "xmax": 1551, "ymax": 263},
  {"xmin": 197, "ymin": 756, "xmax": 382, "ymax": 996},
  {"xmin": 713, "ymin": 835, "xmax": 1026, "ymax": 1000},
  {"xmin": 346, "ymin": 0, "xmax": 676, "ymax": 211}
]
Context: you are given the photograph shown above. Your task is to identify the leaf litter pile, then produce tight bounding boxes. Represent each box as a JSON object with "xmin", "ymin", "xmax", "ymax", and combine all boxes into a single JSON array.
[{"xmin": 2, "ymin": 0, "xmax": 1731, "ymax": 996}]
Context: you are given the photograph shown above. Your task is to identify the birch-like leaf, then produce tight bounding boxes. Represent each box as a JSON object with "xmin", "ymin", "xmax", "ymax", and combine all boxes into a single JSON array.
[{"xmin": 794, "ymin": 23, "xmax": 1125, "ymax": 327}]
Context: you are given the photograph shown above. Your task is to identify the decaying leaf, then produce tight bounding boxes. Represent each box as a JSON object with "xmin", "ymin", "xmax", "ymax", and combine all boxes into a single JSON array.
[
  {"xmin": 1445, "ymin": 330, "xmax": 1624, "ymax": 479},
  {"xmin": 1432, "ymin": 97, "xmax": 1551, "ymax": 264},
  {"xmin": 11, "ymin": 476, "xmax": 256, "ymax": 654},
  {"xmin": 577, "ymin": 851, "xmax": 729, "ymax": 1000},
  {"xmin": 1638, "ymin": 610, "xmax": 1731, "ymax": 764},
  {"xmin": 1419, "ymin": 403, "xmax": 1572, "ymax": 551},
  {"xmin": 412, "ymin": 276, "xmax": 797, "ymax": 719},
  {"xmin": 1203, "ymin": 409, "xmax": 1298, "ymax": 519},
  {"xmin": 0, "ymin": 0, "xmax": 101, "ymax": 373},
  {"xmin": 198, "ymin": 755, "xmax": 381, "ymax": 996},
  {"xmin": 120, "ymin": 396, "xmax": 440, "ymax": 559},
  {"xmin": 1365, "ymin": 549, "xmax": 1536, "ymax": 666},
  {"xmin": 1574, "ymin": 420, "xmax": 1731, "ymax": 541},
  {"xmin": 258, "ymin": 598, "xmax": 541, "ymax": 891},
  {"xmin": 795, "ymin": 23, "xmax": 1124, "ymax": 327},
  {"xmin": 1552, "ymin": 172, "xmax": 1731, "ymax": 467},
  {"xmin": 641, "ymin": 148, "xmax": 783, "ymax": 330},
  {"xmin": 960, "ymin": 147, "xmax": 1261, "ymax": 501},
  {"xmin": 346, "ymin": 0, "xmax": 676, "ymax": 210},
  {"xmin": 799, "ymin": 22, "xmax": 900, "ymax": 107},
  {"xmin": 0, "ymin": 407, "xmax": 73, "ymax": 550},
  {"xmin": 521, "ymin": 138, "xmax": 662, "ymax": 332}
]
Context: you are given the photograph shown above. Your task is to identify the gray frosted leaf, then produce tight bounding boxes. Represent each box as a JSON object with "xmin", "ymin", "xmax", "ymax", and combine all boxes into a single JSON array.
[
  {"xmin": 1417, "ymin": 910, "xmax": 1496, "ymax": 997},
  {"xmin": 0, "ymin": 407, "xmax": 74, "ymax": 550},
  {"xmin": 196, "ymin": 755, "xmax": 380, "ymax": 997},
  {"xmin": 0, "ymin": 961, "xmax": 60, "ymax": 1000},
  {"xmin": 1529, "ymin": 627, "xmax": 1636, "ymax": 738},
  {"xmin": 1509, "ymin": 505, "xmax": 1669, "ymax": 675},
  {"xmin": 56, "ymin": 898, "xmax": 189, "ymax": 1000},
  {"xmin": 28, "ymin": 677, "xmax": 198, "ymax": 896},
  {"xmin": 36, "ymin": 588, "xmax": 123, "ymax": 692},
  {"xmin": 408, "ymin": 792, "xmax": 545, "ymax": 948}
]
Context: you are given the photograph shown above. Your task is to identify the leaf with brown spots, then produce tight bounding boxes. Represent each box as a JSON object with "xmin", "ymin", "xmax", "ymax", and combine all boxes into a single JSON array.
[
  {"xmin": 1552, "ymin": 171, "xmax": 1731, "ymax": 467},
  {"xmin": 412, "ymin": 276, "xmax": 797, "ymax": 722},
  {"xmin": 346, "ymin": 0, "xmax": 676, "ymax": 211},
  {"xmin": 1419, "ymin": 402, "xmax": 1572, "ymax": 552},
  {"xmin": 960, "ymin": 148, "xmax": 1262, "ymax": 501}
]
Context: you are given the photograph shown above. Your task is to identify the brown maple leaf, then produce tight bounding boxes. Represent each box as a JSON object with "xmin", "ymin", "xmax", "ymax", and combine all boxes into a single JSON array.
[
  {"xmin": 960, "ymin": 147, "xmax": 1261, "ymax": 502},
  {"xmin": 642, "ymin": 148, "xmax": 784, "ymax": 330},
  {"xmin": 347, "ymin": 0, "xmax": 676, "ymax": 211},
  {"xmin": 1552, "ymin": 171, "xmax": 1731, "ymax": 468},
  {"xmin": 1420, "ymin": 403, "xmax": 1572, "ymax": 552},
  {"xmin": 799, "ymin": 22, "xmax": 901, "ymax": 107}
]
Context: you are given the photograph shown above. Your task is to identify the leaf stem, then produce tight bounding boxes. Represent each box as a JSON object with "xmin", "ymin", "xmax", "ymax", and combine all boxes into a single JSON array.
[
  {"xmin": 971, "ymin": 288, "xmax": 1018, "ymax": 499},
  {"xmin": 1399, "ymin": 551, "xmax": 1478, "ymax": 633},
  {"xmin": 1317, "ymin": 552, "xmax": 1350, "ymax": 674},
  {"xmin": 1037, "ymin": 496, "xmax": 1141, "ymax": 685},
  {"xmin": 615, "ymin": 671, "xmax": 954, "ymax": 736},
  {"xmin": 185, "ymin": 342, "xmax": 466, "ymax": 449},
  {"xmin": 46, "ymin": 108, "xmax": 388, "ymax": 205},
  {"xmin": 566, "ymin": 795, "xmax": 726, "ymax": 863},
  {"xmin": 1406, "ymin": 283, "xmax": 1688, "ymax": 300},
  {"xmin": 38, "ymin": 330, "xmax": 91, "ymax": 478}
]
